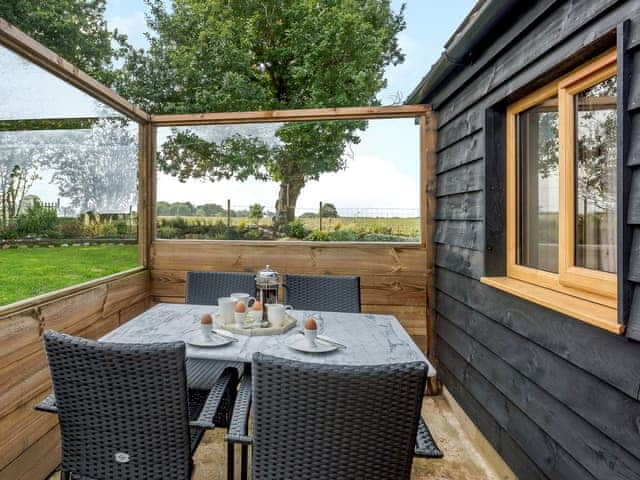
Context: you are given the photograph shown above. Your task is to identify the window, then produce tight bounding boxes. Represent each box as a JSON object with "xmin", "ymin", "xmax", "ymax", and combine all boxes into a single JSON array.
[
  {"xmin": 154, "ymin": 115, "xmax": 422, "ymax": 243},
  {"xmin": 483, "ymin": 49, "xmax": 620, "ymax": 332},
  {"xmin": 0, "ymin": 44, "xmax": 141, "ymax": 307}
]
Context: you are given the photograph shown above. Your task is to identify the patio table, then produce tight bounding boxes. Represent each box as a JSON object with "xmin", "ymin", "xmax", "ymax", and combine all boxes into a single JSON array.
[{"xmin": 100, "ymin": 303, "xmax": 436, "ymax": 376}]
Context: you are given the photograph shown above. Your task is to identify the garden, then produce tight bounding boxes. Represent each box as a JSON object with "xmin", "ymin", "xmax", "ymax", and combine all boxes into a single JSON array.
[{"xmin": 156, "ymin": 201, "xmax": 420, "ymax": 242}]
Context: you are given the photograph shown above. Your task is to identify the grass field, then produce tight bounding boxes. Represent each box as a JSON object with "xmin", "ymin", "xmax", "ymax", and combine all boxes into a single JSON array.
[
  {"xmin": 158, "ymin": 215, "xmax": 421, "ymax": 237},
  {"xmin": 0, "ymin": 245, "xmax": 139, "ymax": 306}
]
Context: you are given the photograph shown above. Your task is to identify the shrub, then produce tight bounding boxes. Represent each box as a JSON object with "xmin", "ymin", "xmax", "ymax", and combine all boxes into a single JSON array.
[
  {"xmin": 372, "ymin": 224, "xmax": 393, "ymax": 235},
  {"xmin": 100, "ymin": 223, "xmax": 118, "ymax": 236},
  {"xmin": 327, "ymin": 230, "xmax": 359, "ymax": 241},
  {"xmin": 287, "ymin": 220, "xmax": 307, "ymax": 239},
  {"xmin": 114, "ymin": 220, "xmax": 130, "ymax": 235},
  {"xmin": 0, "ymin": 225, "xmax": 17, "ymax": 240},
  {"xmin": 242, "ymin": 228, "xmax": 261, "ymax": 240},
  {"xmin": 14, "ymin": 206, "xmax": 58, "ymax": 236},
  {"xmin": 55, "ymin": 219, "xmax": 84, "ymax": 238},
  {"xmin": 304, "ymin": 230, "xmax": 329, "ymax": 241},
  {"xmin": 157, "ymin": 226, "xmax": 181, "ymax": 239}
]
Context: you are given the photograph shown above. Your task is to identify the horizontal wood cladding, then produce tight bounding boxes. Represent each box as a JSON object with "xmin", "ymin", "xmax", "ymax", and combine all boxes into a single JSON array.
[
  {"xmin": 437, "ymin": 268, "xmax": 640, "ymax": 400},
  {"xmin": 151, "ymin": 241, "xmax": 427, "ymax": 274},
  {"xmin": 435, "ymin": 0, "xmax": 624, "ymax": 128},
  {"xmin": 428, "ymin": 1, "xmax": 640, "ymax": 479},
  {"xmin": 151, "ymin": 269, "xmax": 427, "ymax": 306},
  {"xmin": 436, "ymin": 132, "xmax": 484, "ymax": 174},
  {"xmin": 150, "ymin": 241, "xmax": 429, "ymax": 350},
  {"xmin": 437, "ymin": 311, "xmax": 640, "ymax": 478},
  {"xmin": 435, "ymin": 160, "xmax": 483, "ymax": 197},
  {"xmin": 435, "ymin": 191, "xmax": 483, "ymax": 221},
  {"xmin": 437, "ymin": 339, "xmax": 596, "ymax": 480},
  {"xmin": 436, "ymin": 110, "xmax": 483, "ymax": 151},
  {"xmin": 438, "ymin": 365, "xmax": 547, "ymax": 480},
  {"xmin": 434, "ymin": 220, "xmax": 484, "ymax": 251},
  {"xmin": 0, "ymin": 271, "xmax": 152, "ymax": 479},
  {"xmin": 435, "ymin": 244, "xmax": 483, "ymax": 279}
]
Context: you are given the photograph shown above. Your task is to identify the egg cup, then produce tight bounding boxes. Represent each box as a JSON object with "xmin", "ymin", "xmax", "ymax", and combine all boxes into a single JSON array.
[{"xmin": 234, "ymin": 311, "xmax": 247, "ymax": 328}]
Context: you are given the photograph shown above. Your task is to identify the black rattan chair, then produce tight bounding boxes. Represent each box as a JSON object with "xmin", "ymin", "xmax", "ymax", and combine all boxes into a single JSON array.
[
  {"xmin": 36, "ymin": 330, "xmax": 238, "ymax": 480},
  {"xmin": 185, "ymin": 271, "xmax": 255, "ymax": 305},
  {"xmin": 226, "ymin": 353, "xmax": 441, "ymax": 480},
  {"xmin": 184, "ymin": 271, "xmax": 249, "ymax": 391},
  {"xmin": 282, "ymin": 274, "xmax": 361, "ymax": 312}
]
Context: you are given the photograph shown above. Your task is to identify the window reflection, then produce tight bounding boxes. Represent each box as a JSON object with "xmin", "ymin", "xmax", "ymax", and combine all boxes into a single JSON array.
[
  {"xmin": 517, "ymin": 96, "xmax": 559, "ymax": 273},
  {"xmin": 574, "ymin": 76, "xmax": 617, "ymax": 273}
]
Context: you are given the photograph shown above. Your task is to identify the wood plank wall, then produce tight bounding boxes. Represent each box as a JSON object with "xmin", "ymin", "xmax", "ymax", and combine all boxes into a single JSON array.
[
  {"xmin": 150, "ymin": 241, "xmax": 429, "ymax": 351},
  {"xmin": 0, "ymin": 270, "xmax": 151, "ymax": 480},
  {"xmin": 423, "ymin": 0, "xmax": 640, "ymax": 479}
]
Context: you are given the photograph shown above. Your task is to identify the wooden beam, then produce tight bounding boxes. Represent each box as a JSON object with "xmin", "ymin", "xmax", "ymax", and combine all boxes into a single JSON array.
[
  {"xmin": 0, "ymin": 18, "xmax": 150, "ymax": 124},
  {"xmin": 422, "ymin": 112, "xmax": 438, "ymax": 370},
  {"xmin": 151, "ymin": 105, "xmax": 429, "ymax": 126}
]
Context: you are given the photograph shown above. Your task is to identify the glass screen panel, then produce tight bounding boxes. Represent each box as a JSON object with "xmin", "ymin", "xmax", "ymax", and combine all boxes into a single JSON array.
[
  {"xmin": 0, "ymin": 45, "xmax": 139, "ymax": 306},
  {"xmin": 155, "ymin": 117, "xmax": 420, "ymax": 242},
  {"xmin": 516, "ymin": 96, "xmax": 559, "ymax": 273},
  {"xmin": 574, "ymin": 76, "xmax": 617, "ymax": 273}
]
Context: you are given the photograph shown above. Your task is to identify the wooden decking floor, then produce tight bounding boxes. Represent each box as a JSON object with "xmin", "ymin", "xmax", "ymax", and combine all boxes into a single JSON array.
[{"xmin": 47, "ymin": 389, "xmax": 514, "ymax": 480}]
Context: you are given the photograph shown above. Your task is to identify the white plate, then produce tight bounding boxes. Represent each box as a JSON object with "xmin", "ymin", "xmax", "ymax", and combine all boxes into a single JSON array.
[
  {"xmin": 185, "ymin": 331, "xmax": 233, "ymax": 348},
  {"xmin": 285, "ymin": 334, "xmax": 338, "ymax": 353}
]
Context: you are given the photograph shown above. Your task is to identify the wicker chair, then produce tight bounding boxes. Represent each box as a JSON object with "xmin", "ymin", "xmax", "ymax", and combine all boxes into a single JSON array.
[
  {"xmin": 282, "ymin": 274, "xmax": 361, "ymax": 313},
  {"xmin": 184, "ymin": 271, "xmax": 250, "ymax": 390},
  {"xmin": 185, "ymin": 271, "xmax": 255, "ymax": 305},
  {"xmin": 226, "ymin": 353, "xmax": 442, "ymax": 480},
  {"xmin": 36, "ymin": 330, "xmax": 238, "ymax": 480}
]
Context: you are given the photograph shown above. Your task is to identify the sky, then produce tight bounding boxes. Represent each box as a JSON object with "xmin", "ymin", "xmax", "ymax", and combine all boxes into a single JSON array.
[
  {"xmin": 102, "ymin": 1, "xmax": 476, "ymax": 215},
  {"xmin": 3, "ymin": 1, "xmax": 477, "ymax": 216}
]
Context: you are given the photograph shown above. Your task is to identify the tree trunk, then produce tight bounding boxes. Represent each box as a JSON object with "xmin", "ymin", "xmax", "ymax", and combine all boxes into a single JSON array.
[{"xmin": 274, "ymin": 179, "xmax": 304, "ymax": 231}]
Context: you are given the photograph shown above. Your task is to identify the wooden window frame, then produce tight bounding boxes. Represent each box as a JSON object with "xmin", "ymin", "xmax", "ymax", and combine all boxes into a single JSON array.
[{"xmin": 485, "ymin": 49, "xmax": 621, "ymax": 333}]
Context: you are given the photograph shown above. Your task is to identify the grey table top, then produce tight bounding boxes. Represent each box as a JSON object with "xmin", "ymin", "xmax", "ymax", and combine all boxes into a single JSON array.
[{"xmin": 101, "ymin": 303, "xmax": 436, "ymax": 377}]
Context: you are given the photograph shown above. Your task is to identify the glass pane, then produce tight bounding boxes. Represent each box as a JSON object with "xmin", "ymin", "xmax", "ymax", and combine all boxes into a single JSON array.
[
  {"xmin": 155, "ymin": 117, "xmax": 420, "ymax": 242},
  {"xmin": 516, "ymin": 96, "xmax": 559, "ymax": 273},
  {"xmin": 575, "ymin": 76, "xmax": 617, "ymax": 273},
  {"xmin": 0, "ymin": 45, "xmax": 139, "ymax": 306}
]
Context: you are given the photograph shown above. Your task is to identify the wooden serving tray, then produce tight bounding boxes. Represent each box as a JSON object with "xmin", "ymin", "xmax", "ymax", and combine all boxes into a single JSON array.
[{"xmin": 214, "ymin": 313, "xmax": 297, "ymax": 336}]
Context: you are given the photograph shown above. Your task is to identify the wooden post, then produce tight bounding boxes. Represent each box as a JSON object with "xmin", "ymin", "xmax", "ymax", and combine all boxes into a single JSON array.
[
  {"xmin": 227, "ymin": 199, "xmax": 231, "ymax": 227},
  {"xmin": 319, "ymin": 201, "xmax": 323, "ymax": 231},
  {"xmin": 137, "ymin": 122, "xmax": 156, "ymax": 269},
  {"xmin": 422, "ymin": 110, "xmax": 440, "ymax": 395}
]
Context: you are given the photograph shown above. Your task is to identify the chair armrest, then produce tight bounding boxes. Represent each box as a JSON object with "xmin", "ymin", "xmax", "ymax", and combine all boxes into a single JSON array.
[
  {"xmin": 190, "ymin": 368, "xmax": 238, "ymax": 429},
  {"xmin": 225, "ymin": 371, "xmax": 253, "ymax": 445},
  {"xmin": 35, "ymin": 393, "xmax": 58, "ymax": 414},
  {"xmin": 414, "ymin": 416, "xmax": 443, "ymax": 458}
]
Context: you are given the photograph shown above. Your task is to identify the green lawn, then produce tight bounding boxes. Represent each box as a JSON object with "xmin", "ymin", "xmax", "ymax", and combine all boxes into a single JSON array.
[{"xmin": 0, "ymin": 245, "xmax": 139, "ymax": 306}]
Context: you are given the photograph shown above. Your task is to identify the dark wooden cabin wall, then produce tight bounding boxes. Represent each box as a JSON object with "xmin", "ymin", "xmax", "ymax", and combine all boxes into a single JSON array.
[{"xmin": 428, "ymin": 0, "xmax": 640, "ymax": 478}]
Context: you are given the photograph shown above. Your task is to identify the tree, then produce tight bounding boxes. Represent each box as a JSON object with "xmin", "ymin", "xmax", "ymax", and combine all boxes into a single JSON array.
[
  {"xmin": 0, "ymin": 130, "xmax": 53, "ymax": 227},
  {"xmin": 196, "ymin": 203, "xmax": 226, "ymax": 217},
  {"xmin": 118, "ymin": 0, "xmax": 405, "ymax": 227},
  {"xmin": 0, "ymin": 0, "xmax": 127, "ymax": 86},
  {"xmin": 0, "ymin": 165, "xmax": 40, "ymax": 227},
  {"xmin": 48, "ymin": 119, "xmax": 138, "ymax": 213},
  {"xmin": 320, "ymin": 202, "xmax": 339, "ymax": 218},
  {"xmin": 248, "ymin": 203, "xmax": 264, "ymax": 224}
]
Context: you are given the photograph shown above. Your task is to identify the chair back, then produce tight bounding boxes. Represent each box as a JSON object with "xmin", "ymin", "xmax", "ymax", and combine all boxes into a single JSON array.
[
  {"xmin": 251, "ymin": 353, "xmax": 427, "ymax": 480},
  {"xmin": 186, "ymin": 271, "xmax": 255, "ymax": 305},
  {"xmin": 282, "ymin": 274, "xmax": 360, "ymax": 312},
  {"xmin": 43, "ymin": 330, "xmax": 193, "ymax": 480}
]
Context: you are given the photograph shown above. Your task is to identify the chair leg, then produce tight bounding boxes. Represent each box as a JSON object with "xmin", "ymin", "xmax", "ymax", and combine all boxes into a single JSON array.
[
  {"xmin": 60, "ymin": 471, "xmax": 71, "ymax": 480},
  {"xmin": 241, "ymin": 444, "xmax": 248, "ymax": 480},
  {"xmin": 227, "ymin": 442, "xmax": 235, "ymax": 480}
]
